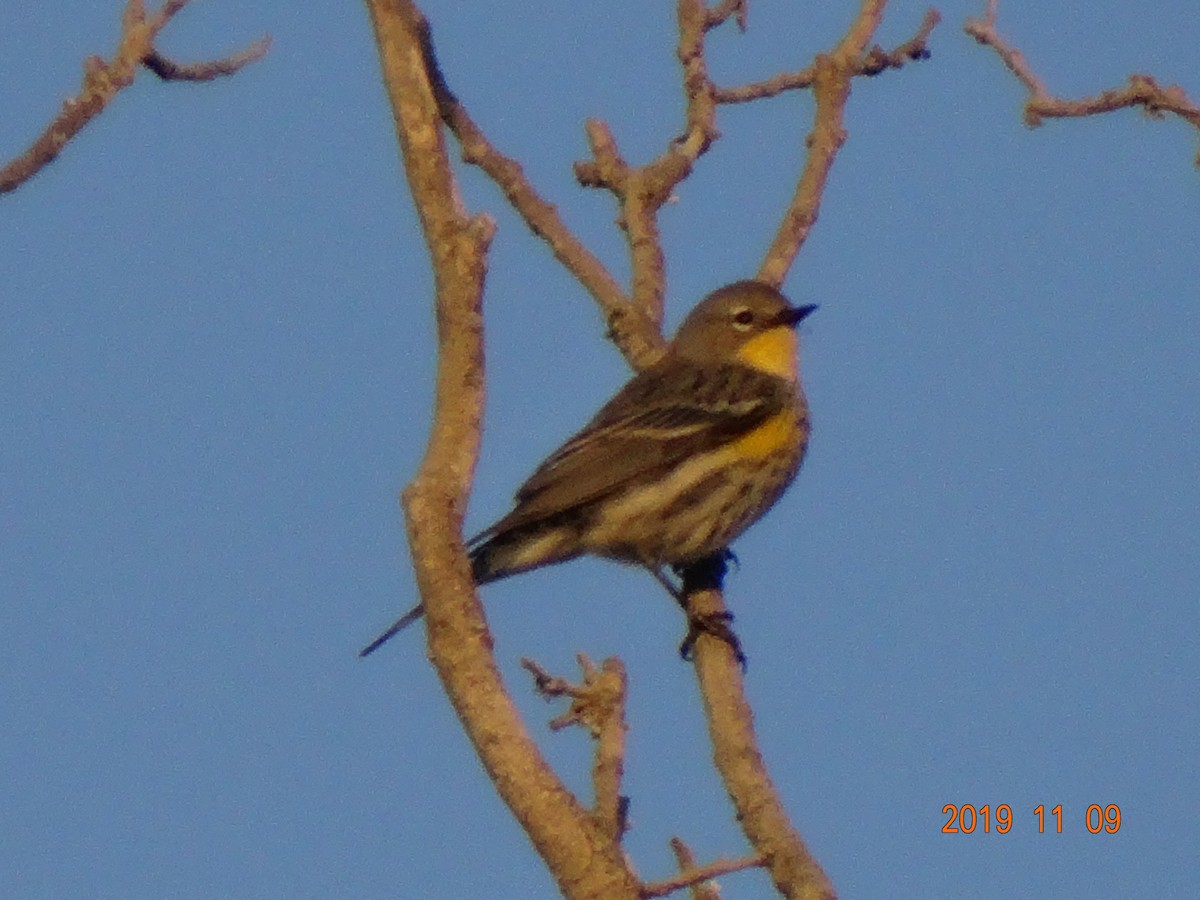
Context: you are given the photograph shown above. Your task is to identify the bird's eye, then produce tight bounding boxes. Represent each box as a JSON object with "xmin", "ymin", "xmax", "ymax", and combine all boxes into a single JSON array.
[{"xmin": 731, "ymin": 308, "xmax": 755, "ymax": 329}]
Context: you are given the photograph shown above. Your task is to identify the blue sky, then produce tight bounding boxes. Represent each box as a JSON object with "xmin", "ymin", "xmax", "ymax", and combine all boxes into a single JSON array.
[{"xmin": 2, "ymin": 2, "xmax": 1197, "ymax": 897}]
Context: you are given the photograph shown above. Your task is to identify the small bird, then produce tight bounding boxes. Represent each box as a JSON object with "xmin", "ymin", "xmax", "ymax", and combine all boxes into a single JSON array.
[{"xmin": 360, "ymin": 279, "xmax": 816, "ymax": 657}]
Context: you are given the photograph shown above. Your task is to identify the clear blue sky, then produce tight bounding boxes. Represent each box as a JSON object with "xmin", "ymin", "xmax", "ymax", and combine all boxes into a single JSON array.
[{"xmin": 3, "ymin": 2, "xmax": 1198, "ymax": 897}]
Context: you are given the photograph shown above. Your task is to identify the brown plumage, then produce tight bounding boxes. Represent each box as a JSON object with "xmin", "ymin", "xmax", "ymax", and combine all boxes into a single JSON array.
[{"xmin": 360, "ymin": 280, "xmax": 815, "ymax": 657}]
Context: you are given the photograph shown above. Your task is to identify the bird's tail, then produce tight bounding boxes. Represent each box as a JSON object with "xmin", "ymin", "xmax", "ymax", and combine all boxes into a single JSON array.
[
  {"xmin": 354, "ymin": 540, "xmax": 522, "ymax": 659},
  {"xmin": 357, "ymin": 525, "xmax": 579, "ymax": 658},
  {"xmin": 358, "ymin": 602, "xmax": 425, "ymax": 657},
  {"xmin": 468, "ymin": 525, "xmax": 579, "ymax": 584}
]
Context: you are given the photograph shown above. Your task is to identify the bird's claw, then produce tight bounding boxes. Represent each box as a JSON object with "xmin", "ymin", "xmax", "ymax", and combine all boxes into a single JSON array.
[{"xmin": 679, "ymin": 609, "xmax": 747, "ymax": 670}]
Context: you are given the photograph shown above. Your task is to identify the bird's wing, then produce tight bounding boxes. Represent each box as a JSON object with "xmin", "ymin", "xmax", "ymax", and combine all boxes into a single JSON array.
[{"xmin": 472, "ymin": 363, "xmax": 790, "ymax": 541}]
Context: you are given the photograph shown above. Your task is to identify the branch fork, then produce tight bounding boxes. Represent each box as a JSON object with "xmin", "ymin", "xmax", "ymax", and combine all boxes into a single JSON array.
[
  {"xmin": 1, "ymin": 0, "xmax": 269, "ymax": 194},
  {"xmin": 966, "ymin": 0, "xmax": 1200, "ymax": 165}
]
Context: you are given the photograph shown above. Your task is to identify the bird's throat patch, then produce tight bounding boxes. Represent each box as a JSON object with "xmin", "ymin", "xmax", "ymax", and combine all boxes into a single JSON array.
[{"xmin": 735, "ymin": 327, "xmax": 798, "ymax": 380}]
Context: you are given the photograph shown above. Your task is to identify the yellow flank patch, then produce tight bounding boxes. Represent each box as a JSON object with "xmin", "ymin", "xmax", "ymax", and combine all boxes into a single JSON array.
[
  {"xmin": 726, "ymin": 410, "xmax": 796, "ymax": 459},
  {"xmin": 735, "ymin": 327, "xmax": 797, "ymax": 380}
]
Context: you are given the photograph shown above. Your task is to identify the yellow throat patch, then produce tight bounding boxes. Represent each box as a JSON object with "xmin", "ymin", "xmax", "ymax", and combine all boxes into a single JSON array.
[{"xmin": 735, "ymin": 326, "xmax": 798, "ymax": 381}]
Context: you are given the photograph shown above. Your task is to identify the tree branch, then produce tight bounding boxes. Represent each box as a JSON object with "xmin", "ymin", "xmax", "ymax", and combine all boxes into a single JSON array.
[
  {"xmin": 680, "ymin": 560, "xmax": 837, "ymax": 900},
  {"xmin": 523, "ymin": 655, "xmax": 631, "ymax": 843},
  {"xmin": 407, "ymin": 13, "xmax": 664, "ymax": 369},
  {"xmin": 758, "ymin": 3, "xmax": 939, "ymax": 287},
  {"xmin": 965, "ymin": 0, "xmax": 1200, "ymax": 166},
  {"xmin": 674, "ymin": 12, "xmax": 935, "ymax": 887},
  {"xmin": 642, "ymin": 838, "xmax": 765, "ymax": 899},
  {"xmin": 714, "ymin": 8, "xmax": 938, "ymax": 103},
  {"xmin": 665, "ymin": 838, "xmax": 723, "ymax": 900},
  {"xmin": 142, "ymin": 38, "xmax": 271, "ymax": 82},
  {"xmin": 0, "ymin": 0, "xmax": 269, "ymax": 195},
  {"xmin": 365, "ymin": 3, "xmax": 643, "ymax": 897}
]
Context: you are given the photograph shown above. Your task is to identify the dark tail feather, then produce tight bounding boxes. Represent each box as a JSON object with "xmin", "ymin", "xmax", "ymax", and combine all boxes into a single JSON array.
[
  {"xmin": 357, "ymin": 543, "xmax": 489, "ymax": 657},
  {"xmin": 470, "ymin": 540, "xmax": 504, "ymax": 584},
  {"xmin": 358, "ymin": 602, "xmax": 425, "ymax": 658},
  {"xmin": 470, "ymin": 528, "xmax": 577, "ymax": 584},
  {"xmin": 360, "ymin": 531, "xmax": 567, "ymax": 658}
]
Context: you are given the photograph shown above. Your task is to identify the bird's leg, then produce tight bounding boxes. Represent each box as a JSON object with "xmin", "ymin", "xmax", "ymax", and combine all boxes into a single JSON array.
[
  {"xmin": 648, "ymin": 565, "xmax": 685, "ymax": 603},
  {"xmin": 672, "ymin": 552, "xmax": 747, "ymax": 669},
  {"xmin": 652, "ymin": 548, "xmax": 737, "ymax": 607}
]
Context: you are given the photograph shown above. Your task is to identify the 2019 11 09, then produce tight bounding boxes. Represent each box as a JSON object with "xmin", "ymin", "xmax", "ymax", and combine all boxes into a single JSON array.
[{"xmin": 941, "ymin": 803, "xmax": 1122, "ymax": 834}]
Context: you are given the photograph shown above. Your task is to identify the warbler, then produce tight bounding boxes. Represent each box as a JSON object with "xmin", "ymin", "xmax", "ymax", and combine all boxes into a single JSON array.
[{"xmin": 360, "ymin": 279, "xmax": 815, "ymax": 657}]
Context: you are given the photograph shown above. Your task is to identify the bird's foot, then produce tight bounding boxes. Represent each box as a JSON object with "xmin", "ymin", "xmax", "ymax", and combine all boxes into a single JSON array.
[{"xmin": 679, "ymin": 609, "xmax": 747, "ymax": 671}]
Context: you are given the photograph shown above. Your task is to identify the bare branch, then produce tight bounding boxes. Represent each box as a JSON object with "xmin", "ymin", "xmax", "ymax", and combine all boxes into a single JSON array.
[
  {"xmin": 579, "ymin": 0, "xmax": 755, "ymax": 334},
  {"xmin": 965, "ymin": 0, "xmax": 1200, "ymax": 165},
  {"xmin": 366, "ymin": 4, "xmax": 643, "ymax": 896},
  {"xmin": 575, "ymin": 119, "xmax": 632, "ymax": 195},
  {"xmin": 576, "ymin": 116, "xmax": 673, "ymax": 339},
  {"xmin": 714, "ymin": 67, "xmax": 818, "ymax": 105},
  {"xmin": 406, "ymin": 14, "xmax": 665, "ymax": 369},
  {"xmin": 704, "ymin": 0, "xmax": 748, "ymax": 32},
  {"xmin": 524, "ymin": 655, "xmax": 631, "ymax": 842},
  {"xmin": 571, "ymin": 0, "xmax": 765, "ymax": 352},
  {"xmin": 858, "ymin": 8, "xmax": 941, "ymax": 76},
  {"xmin": 758, "ymin": 1, "xmax": 938, "ymax": 287},
  {"xmin": 143, "ymin": 37, "xmax": 271, "ymax": 82},
  {"xmin": 641, "ymin": 838, "xmax": 766, "ymax": 899},
  {"xmin": 146, "ymin": 0, "xmax": 190, "ymax": 33},
  {"xmin": 666, "ymin": 838, "xmax": 722, "ymax": 900},
  {"xmin": 754, "ymin": 49, "xmax": 847, "ymax": 289},
  {"xmin": 1, "ymin": 1, "xmax": 269, "ymax": 195},
  {"xmin": 716, "ymin": 6, "xmax": 939, "ymax": 103},
  {"xmin": 680, "ymin": 559, "xmax": 837, "ymax": 900}
]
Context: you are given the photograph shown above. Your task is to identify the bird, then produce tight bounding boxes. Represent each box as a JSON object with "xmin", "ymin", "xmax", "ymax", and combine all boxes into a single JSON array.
[{"xmin": 360, "ymin": 279, "xmax": 816, "ymax": 657}]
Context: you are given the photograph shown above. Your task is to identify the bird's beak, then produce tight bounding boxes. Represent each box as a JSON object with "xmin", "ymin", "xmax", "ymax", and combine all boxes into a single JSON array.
[{"xmin": 778, "ymin": 304, "xmax": 818, "ymax": 327}]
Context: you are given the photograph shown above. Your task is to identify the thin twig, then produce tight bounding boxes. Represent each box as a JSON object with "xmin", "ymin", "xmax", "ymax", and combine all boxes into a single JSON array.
[
  {"xmin": 858, "ymin": 8, "xmax": 941, "ymax": 75},
  {"xmin": 523, "ymin": 655, "xmax": 632, "ymax": 842},
  {"xmin": 405, "ymin": 14, "xmax": 664, "ymax": 369},
  {"xmin": 573, "ymin": 0, "xmax": 757, "ymax": 349},
  {"xmin": 662, "ymin": 840, "xmax": 715, "ymax": 900},
  {"xmin": 664, "ymin": 837, "xmax": 725, "ymax": 900},
  {"xmin": 704, "ymin": 0, "xmax": 747, "ymax": 32},
  {"xmin": 715, "ymin": 67, "xmax": 818, "ymax": 105},
  {"xmin": 1, "ymin": 0, "xmax": 269, "ymax": 194},
  {"xmin": 143, "ymin": 37, "xmax": 271, "ymax": 82},
  {"xmin": 641, "ymin": 839, "xmax": 766, "ymax": 899},
  {"xmin": 758, "ymin": 1, "xmax": 938, "ymax": 287},
  {"xmin": 716, "ymin": 7, "xmax": 939, "ymax": 103},
  {"xmin": 965, "ymin": 0, "xmax": 1200, "ymax": 165}
]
